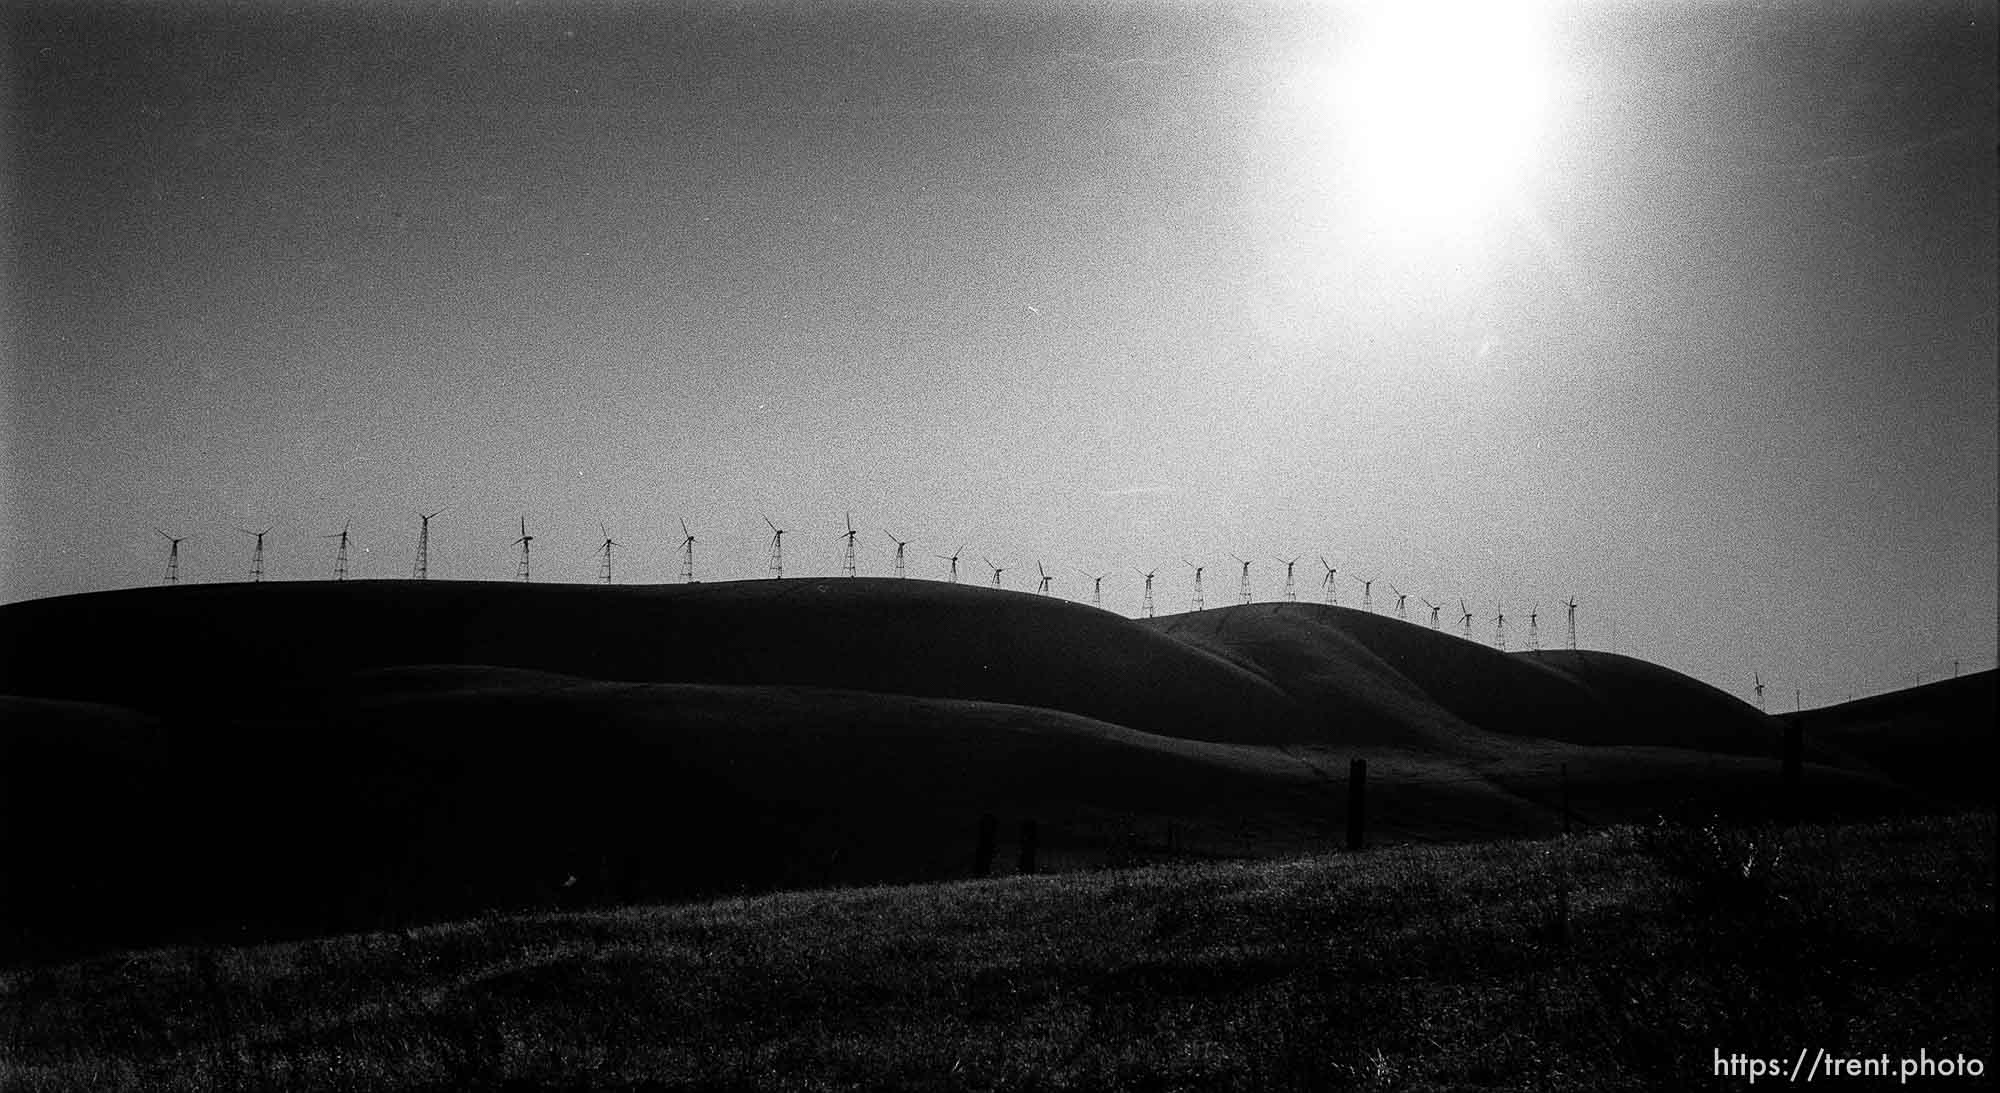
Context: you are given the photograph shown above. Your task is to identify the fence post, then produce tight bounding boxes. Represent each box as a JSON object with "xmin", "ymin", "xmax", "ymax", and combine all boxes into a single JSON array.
[
  {"xmin": 974, "ymin": 813, "xmax": 997, "ymax": 877},
  {"xmin": 1782, "ymin": 720, "xmax": 1802, "ymax": 819},
  {"xmin": 1018, "ymin": 819, "xmax": 1038, "ymax": 875},
  {"xmin": 1347, "ymin": 758, "xmax": 1367, "ymax": 852}
]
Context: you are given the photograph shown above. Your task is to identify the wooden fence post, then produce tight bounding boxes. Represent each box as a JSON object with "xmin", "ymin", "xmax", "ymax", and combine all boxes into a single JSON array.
[
  {"xmin": 974, "ymin": 813, "xmax": 997, "ymax": 877},
  {"xmin": 1782, "ymin": 721, "xmax": 1803, "ymax": 820},
  {"xmin": 1347, "ymin": 758, "xmax": 1367, "ymax": 852},
  {"xmin": 1561, "ymin": 762, "xmax": 1572, "ymax": 837}
]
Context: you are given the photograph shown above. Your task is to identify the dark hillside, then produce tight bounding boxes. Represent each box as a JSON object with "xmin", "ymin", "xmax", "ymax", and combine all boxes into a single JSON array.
[
  {"xmin": 1, "ymin": 670, "xmax": 1341, "ymax": 958},
  {"xmin": 1157, "ymin": 602, "xmax": 1782, "ymax": 756},
  {"xmin": 0, "ymin": 580, "xmax": 1311, "ymax": 745},
  {"xmin": 0, "ymin": 582, "xmax": 1940, "ymax": 960},
  {"xmin": 1781, "ymin": 670, "xmax": 1995, "ymax": 802}
]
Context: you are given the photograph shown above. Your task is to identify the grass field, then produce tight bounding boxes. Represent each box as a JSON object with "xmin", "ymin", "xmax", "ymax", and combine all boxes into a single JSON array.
[{"xmin": 3, "ymin": 811, "xmax": 1990, "ymax": 1092}]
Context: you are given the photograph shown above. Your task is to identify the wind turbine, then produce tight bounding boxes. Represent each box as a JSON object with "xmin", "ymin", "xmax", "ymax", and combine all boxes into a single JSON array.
[
  {"xmin": 1459, "ymin": 598, "xmax": 1475, "ymax": 640},
  {"xmin": 1494, "ymin": 602, "xmax": 1508, "ymax": 650},
  {"xmin": 678, "ymin": 519, "xmax": 697, "ymax": 582},
  {"xmin": 1184, "ymin": 558, "xmax": 1205, "ymax": 611},
  {"xmin": 764, "ymin": 515, "xmax": 785, "ymax": 579},
  {"xmin": 1565, "ymin": 596, "xmax": 1579, "ymax": 650},
  {"xmin": 936, "ymin": 544, "xmax": 965, "ymax": 583},
  {"xmin": 1753, "ymin": 671, "xmax": 1766, "ymax": 711},
  {"xmin": 1527, "ymin": 605, "xmax": 1541, "ymax": 650},
  {"xmin": 1135, "ymin": 567, "xmax": 1157, "ymax": 618},
  {"xmin": 884, "ymin": 530, "xmax": 909, "ymax": 578},
  {"xmin": 838, "ymin": 512, "xmax": 858, "ymax": 578},
  {"xmin": 238, "ymin": 526, "xmax": 272, "ymax": 582},
  {"xmin": 1354, "ymin": 574, "xmax": 1374, "ymax": 611},
  {"xmin": 1389, "ymin": 583, "xmax": 1408, "ymax": 621},
  {"xmin": 1076, "ymin": 568, "xmax": 1107, "ymax": 608},
  {"xmin": 320, "ymin": 519, "xmax": 353, "ymax": 581},
  {"xmin": 513, "ymin": 516, "xmax": 534, "ymax": 582},
  {"xmin": 984, "ymin": 557, "xmax": 1006, "ymax": 588},
  {"xmin": 1275, "ymin": 556, "xmax": 1300, "ymax": 602},
  {"xmin": 1035, "ymin": 561, "xmax": 1053, "ymax": 596},
  {"xmin": 1230, "ymin": 553, "xmax": 1252, "ymax": 605},
  {"xmin": 1319, "ymin": 557, "xmax": 1339, "ymax": 605},
  {"xmin": 1421, "ymin": 597, "xmax": 1442, "ymax": 629},
  {"xmin": 593, "ymin": 524, "xmax": 619, "ymax": 584},
  {"xmin": 413, "ymin": 509, "xmax": 445, "ymax": 580},
  {"xmin": 156, "ymin": 529, "xmax": 186, "ymax": 584}
]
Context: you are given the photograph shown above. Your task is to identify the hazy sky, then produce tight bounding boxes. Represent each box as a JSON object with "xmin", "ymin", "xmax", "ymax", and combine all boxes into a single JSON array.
[{"xmin": 4, "ymin": 0, "xmax": 1995, "ymax": 705}]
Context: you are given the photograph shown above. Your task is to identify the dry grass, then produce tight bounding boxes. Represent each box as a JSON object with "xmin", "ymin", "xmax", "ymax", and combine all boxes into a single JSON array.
[{"xmin": 4, "ymin": 812, "xmax": 1990, "ymax": 1092}]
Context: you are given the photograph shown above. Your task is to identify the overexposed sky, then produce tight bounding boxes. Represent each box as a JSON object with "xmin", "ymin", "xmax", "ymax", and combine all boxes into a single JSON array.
[{"xmin": 4, "ymin": 0, "xmax": 1995, "ymax": 704}]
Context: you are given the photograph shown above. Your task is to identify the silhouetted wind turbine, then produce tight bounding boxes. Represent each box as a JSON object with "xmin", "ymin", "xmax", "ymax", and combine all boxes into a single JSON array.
[
  {"xmin": 984, "ymin": 557, "xmax": 1006, "ymax": 588},
  {"xmin": 1076, "ymin": 568, "xmax": 1107, "ymax": 608},
  {"xmin": 513, "ymin": 516, "xmax": 534, "ymax": 582},
  {"xmin": 679, "ymin": 519, "xmax": 697, "ymax": 582},
  {"xmin": 1275, "ymin": 556, "xmax": 1299, "ymax": 602},
  {"xmin": 1459, "ymin": 598, "xmax": 1475, "ymax": 640},
  {"xmin": 320, "ymin": 519, "xmax": 353, "ymax": 581},
  {"xmin": 1135, "ymin": 567, "xmax": 1157, "ymax": 617},
  {"xmin": 1389, "ymin": 583, "xmax": 1408, "ymax": 621},
  {"xmin": 1354, "ymin": 574, "xmax": 1374, "ymax": 611},
  {"xmin": 884, "ymin": 530, "xmax": 909, "ymax": 578},
  {"xmin": 1494, "ymin": 602, "xmax": 1508, "ymax": 650},
  {"xmin": 838, "ymin": 512, "xmax": 858, "ymax": 578},
  {"xmin": 238, "ymin": 526, "xmax": 272, "ymax": 583},
  {"xmin": 1184, "ymin": 558, "xmax": 1205, "ymax": 611},
  {"xmin": 593, "ymin": 524, "xmax": 619, "ymax": 584},
  {"xmin": 1565, "ymin": 595, "xmax": 1579, "ymax": 650},
  {"xmin": 414, "ymin": 509, "xmax": 445, "ymax": 580},
  {"xmin": 764, "ymin": 515, "xmax": 785, "ymax": 579},
  {"xmin": 1319, "ymin": 557, "xmax": 1338, "ymax": 605},
  {"xmin": 1421, "ymin": 597, "xmax": 1441, "ymax": 629},
  {"xmin": 1527, "ymin": 604, "xmax": 1541, "ymax": 650},
  {"xmin": 936, "ymin": 544, "xmax": 965, "ymax": 583},
  {"xmin": 1753, "ymin": 671, "xmax": 1766, "ymax": 711},
  {"xmin": 156, "ymin": 529, "xmax": 185, "ymax": 584},
  {"xmin": 1230, "ymin": 553, "xmax": 1252, "ymax": 605},
  {"xmin": 1035, "ymin": 561, "xmax": 1053, "ymax": 596}
]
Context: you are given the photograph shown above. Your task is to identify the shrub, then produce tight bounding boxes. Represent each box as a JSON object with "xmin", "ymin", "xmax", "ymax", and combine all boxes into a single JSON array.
[{"xmin": 1635, "ymin": 814, "xmax": 1786, "ymax": 913}]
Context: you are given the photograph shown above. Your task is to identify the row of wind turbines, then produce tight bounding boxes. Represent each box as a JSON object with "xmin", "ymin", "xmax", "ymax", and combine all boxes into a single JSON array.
[
  {"xmin": 149, "ymin": 511, "xmax": 1951, "ymax": 712},
  {"xmin": 149, "ymin": 511, "xmax": 1586, "ymax": 653}
]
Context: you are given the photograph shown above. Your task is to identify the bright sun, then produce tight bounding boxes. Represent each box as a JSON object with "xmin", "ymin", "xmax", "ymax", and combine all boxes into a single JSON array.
[{"xmin": 1331, "ymin": 3, "xmax": 1557, "ymax": 234}]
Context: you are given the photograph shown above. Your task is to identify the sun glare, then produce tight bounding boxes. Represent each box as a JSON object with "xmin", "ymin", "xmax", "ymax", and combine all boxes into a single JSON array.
[{"xmin": 1332, "ymin": 3, "xmax": 1557, "ymax": 235}]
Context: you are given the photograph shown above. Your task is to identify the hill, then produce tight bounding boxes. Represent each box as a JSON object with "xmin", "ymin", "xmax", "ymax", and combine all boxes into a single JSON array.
[
  {"xmin": 1780, "ymin": 669, "xmax": 1995, "ymax": 803},
  {"xmin": 3, "ymin": 813, "xmax": 1990, "ymax": 1091},
  {"xmin": 0, "ymin": 579, "xmax": 1939, "ymax": 958}
]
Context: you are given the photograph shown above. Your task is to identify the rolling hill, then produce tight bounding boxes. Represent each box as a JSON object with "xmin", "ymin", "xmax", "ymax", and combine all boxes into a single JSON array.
[{"xmin": 0, "ymin": 579, "xmax": 1958, "ymax": 959}]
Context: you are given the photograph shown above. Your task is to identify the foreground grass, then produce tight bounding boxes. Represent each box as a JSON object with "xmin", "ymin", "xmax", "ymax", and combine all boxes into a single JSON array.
[{"xmin": 3, "ymin": 813, "xmax": 1991, "ymax": 1091}]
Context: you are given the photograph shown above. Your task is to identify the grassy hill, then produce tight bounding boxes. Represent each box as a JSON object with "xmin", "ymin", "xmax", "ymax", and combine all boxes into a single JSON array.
[
  {"xmin": 2, "ymin": 812, "xmax": 1990, "ymax": 1092},
  {"xmin": 1780, "ymin": 670, "xmax": 1996, "ymax": 803},
  {"xmin": 0, "ymin": 580, "xmax": 1957, "ymax": 958}
]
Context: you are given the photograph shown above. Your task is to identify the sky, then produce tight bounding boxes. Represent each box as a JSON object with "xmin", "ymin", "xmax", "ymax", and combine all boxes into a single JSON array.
[{"xmin": 3, "ymin": 0, "xmax": 1995, "ymax": 706}]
